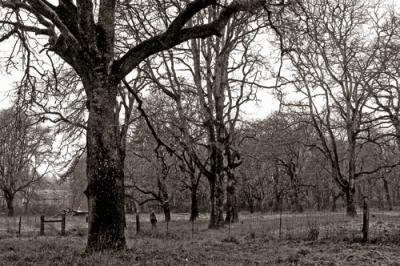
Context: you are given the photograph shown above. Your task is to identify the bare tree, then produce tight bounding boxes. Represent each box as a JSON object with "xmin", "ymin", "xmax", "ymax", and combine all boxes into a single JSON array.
[
  {"xmin": 281, "ymin": 0, "xmax": 396, "ymax": 216},
  {"xmin": 0, "ymin": 107, "xmax": 52, "ymax": 216},
  {"xmin": 133, "ymin": 7, "xmax": 271, "ymax": 226},
  {"xmin": 0, "ymin": 0, "xmax": 273, "ymax": 251}
]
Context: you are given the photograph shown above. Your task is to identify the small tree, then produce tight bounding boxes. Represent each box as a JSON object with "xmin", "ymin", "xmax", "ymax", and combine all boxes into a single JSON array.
[{"xmin": 0, "ymin": 107, "xmax": 52, "ymax": 216}]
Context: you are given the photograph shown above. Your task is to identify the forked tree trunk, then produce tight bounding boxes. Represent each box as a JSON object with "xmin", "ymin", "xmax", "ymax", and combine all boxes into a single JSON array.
[{"xmin": 84, "ymin": 77, "xmax": 126, "ymax": 252}]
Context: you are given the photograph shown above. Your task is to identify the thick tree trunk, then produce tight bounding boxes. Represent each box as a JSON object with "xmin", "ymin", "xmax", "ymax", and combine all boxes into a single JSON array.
[
  {"xmin": 208, "ymin": 177, "xmax": 224, "ymax": 229},
  {"xmin": 84, "ymin": 77, "xmax": 126, "ymax": 252}
]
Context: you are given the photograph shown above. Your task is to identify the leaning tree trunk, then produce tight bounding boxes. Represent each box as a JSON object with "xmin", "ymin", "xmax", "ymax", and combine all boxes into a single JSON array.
[{"xmin": 84, "ymin": 76, "xmax": 126, "ymax": 252}]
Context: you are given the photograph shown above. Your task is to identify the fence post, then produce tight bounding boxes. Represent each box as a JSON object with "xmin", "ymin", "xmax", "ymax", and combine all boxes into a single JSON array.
[
  {"xmin": 135, "ymin": 213, "xmax": 140, "ymax": 234},
  {"xmin": 228, "ymin": 218, "xmax": 231, "ymax": 237},
  {"xmin": 40, "ymin": 216, "xmax": 45, "ymax": 236},
  {"xmin": 279, "ymin": 201, "xmax": 283, "ymax": 240},
  {"xmin": 362, "ymin": 196, "xmax": 369, "ymax": 243},
  {"xmin": 61, "ymin": 214, "xmax": 66, "ymax": 236},
  {"xmin": 18, "ymin": 216, "xmax": 22, "ymax": 236},
  {"xmin": 166, "ymin": 221, "xmax": 169, "ymax": 238},
  {"xmin": 191, "ymin": 219, "xmax": 194, "ymax": 239}
]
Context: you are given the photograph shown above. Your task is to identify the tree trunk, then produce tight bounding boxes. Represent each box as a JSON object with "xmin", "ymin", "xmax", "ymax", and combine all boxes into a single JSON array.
[
  {"xmin": 249, "ymin": 197, "xmax": 255, "ymax": 213},
  {"xmin": 190, "ymin": 187, "xmax": 199, "ymax": 221},
  {"xmin": 84, "ymin": 77, "xmax": 126, "ymax": 252},
  {"xmin": 292, "ymin": 184, "xmax": 303, "ymax": 213},
  {"xmin": 162, "ymin": 203, "xmax": 171, "ymax": 222},
  {"xmin": 345, "ymin": 188, "xmax": 357, "ymax": 217},
  {"xmin": 208, "ymin": 177, "xmax": 224, "ymax": 228},
  {"xmin": 133, "ymin": 201, "xmax": 141, "ymax": 233},
  {"xmin": 382, "ymin": 178, "xmax": 392, "ymax": 211},
  {"xmin": 225, "ymin": 173, "xmax": 239, "ymax": 223},
  {"xmin": 157, "ymin": 174, "xmax": 170, "ymax": 222},
  {"xmin": 377, "ymin": 182, "xmax": 384, "ymax": 210},
  {"xmin": 273, "ymin": 193, "xmax": 281, "ymax": 212},
  {"xmin": 4, "ymin": 191, "xmax": 14, "ymax": 217},
  {"xmin": 331, "ymin": 191, "xmax": 343, "ymax": 212}
]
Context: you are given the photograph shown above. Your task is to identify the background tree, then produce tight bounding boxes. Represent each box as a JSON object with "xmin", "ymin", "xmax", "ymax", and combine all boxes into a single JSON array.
[
  {"xmin": 0, "ymin": 106, "xmax": 52, "ymax": 216},
  {"xmin": 280, "ymin": 0, "xmax": 397, "ymax": 216}
]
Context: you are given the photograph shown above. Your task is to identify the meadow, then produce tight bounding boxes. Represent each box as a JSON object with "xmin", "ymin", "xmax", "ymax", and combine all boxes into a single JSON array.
[{"xmin": 1, "ymin": 211, "xmax": 400, "ymax": 265}]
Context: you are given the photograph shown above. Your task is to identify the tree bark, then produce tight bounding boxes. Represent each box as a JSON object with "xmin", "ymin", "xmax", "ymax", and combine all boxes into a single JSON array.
[{"xmin": 84, "ymin": 76, "xmax": 126, "ymax": 252}]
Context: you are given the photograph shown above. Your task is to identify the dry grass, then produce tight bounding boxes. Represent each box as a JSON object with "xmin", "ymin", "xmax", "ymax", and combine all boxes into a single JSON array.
[
  {"xmin": 1, "ymin": 236, "xmax": 400, "ymax": 265},
  {"xmin": 0, "ymin": 211, "xmax": 400, "ymax": 265}
]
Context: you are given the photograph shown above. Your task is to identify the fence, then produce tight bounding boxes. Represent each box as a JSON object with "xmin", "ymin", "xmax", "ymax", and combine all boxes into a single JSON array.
[
  {"xmin": 0, "ymin": 201, "xmax": 399, "ymax": 244},
  {"xmin": 40, "ymin": 214, "xmax": 66, "ymax": 236}
]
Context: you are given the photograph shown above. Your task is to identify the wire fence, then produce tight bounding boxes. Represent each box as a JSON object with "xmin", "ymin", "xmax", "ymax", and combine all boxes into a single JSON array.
[{"xmin": 1, "ymin": 202, "xmax": 400, "ymax": 244}]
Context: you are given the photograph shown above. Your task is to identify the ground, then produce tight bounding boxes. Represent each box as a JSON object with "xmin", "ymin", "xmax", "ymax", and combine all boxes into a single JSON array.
[
  {"xmin": 0, "ymin": 211, "xmax": 399, "ymax": 265},
  {"xmin": 1, "ymin": 236, "xmax": 400, "ymax": 265}
]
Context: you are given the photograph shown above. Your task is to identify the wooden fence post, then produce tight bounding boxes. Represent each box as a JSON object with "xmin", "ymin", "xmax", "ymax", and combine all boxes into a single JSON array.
[
  {"xmin": 362, "ymin": 196, "xmax": 369, "ymax": 243},
  {"xmin": 18, "ymin": 216, "xmax": 22, "ymax": 236},
  {"xmin": 279, "ymin": 201, "xmax": 283, "ymax": 240},
  {"xmin": 136, "ymin": 213, "xmax": 140, "ymax": 234},
  {"xmin": 61, "ymin": 214, "xmax": 66, "ymax": 236},
  {"xmin": 40, "ymin": 216, "xmax": 45, "ymax": 236}
]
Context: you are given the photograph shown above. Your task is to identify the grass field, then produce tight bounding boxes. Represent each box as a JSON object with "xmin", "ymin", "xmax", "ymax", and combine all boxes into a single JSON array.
[{"xmin": 1, "ymin": 211, "xmax": 400, "ymax": 265}]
